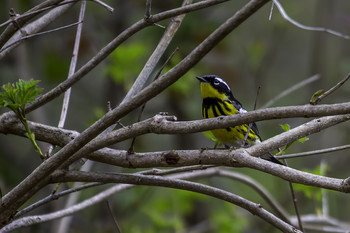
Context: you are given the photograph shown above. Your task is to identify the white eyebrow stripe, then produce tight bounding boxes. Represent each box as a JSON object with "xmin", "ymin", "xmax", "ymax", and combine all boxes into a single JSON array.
[{"xmin": 214, "ymin": 77, "xmax": 230, "ymax": 91}]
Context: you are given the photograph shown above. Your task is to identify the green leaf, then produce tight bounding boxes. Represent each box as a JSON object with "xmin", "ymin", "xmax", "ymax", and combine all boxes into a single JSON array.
[
  {"xmin": 203, "ymin": 130, "xmax": 218, "ymax": 142},
  {"xmin": 0, "ymin": 79, "xmax": 44, "ymax": 159},
  {"xmin": 294, "ymin": 166, "xmax": 326, "ymax": 207},
  {"xmin": 310, "ymin": 89, "xmax": 325, "ymax": 103},
  {"xmin": 0, "ymin": 79, "xmax": 43, "ymax": 110},
  {"xmin": 297, "ymin": 136, "xmax": 309, "ymax": 143},
  {"xmin": 280, "ymin": 124, "xmax": 291, "ymax": 132},
  {"xmin": 203, "ymin": 131, "xmax": 221, "ymax": 148}
]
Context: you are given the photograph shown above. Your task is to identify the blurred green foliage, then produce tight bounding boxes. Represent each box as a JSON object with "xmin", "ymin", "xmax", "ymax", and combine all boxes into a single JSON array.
[
  {"xmin": 105, "ymin": 42, "xmax": 148, "ymax": 90},
  {"xmin": 294, "ymin": 165, "xmax": 327, "ymax": 215},
  {"xmin": 43, "ymin": 51, "xmax": 70, "ymax": 83},
  {"xmin": 165, "ymin": 54, "xmax": 198, "ymax": 97},
  {"xmin": 1, "ymin": 1, "xmax": 350, "ymax": 232},
  {"xmin": 202, "ymin": 130, "xmax": 221, "ymax": 148}
]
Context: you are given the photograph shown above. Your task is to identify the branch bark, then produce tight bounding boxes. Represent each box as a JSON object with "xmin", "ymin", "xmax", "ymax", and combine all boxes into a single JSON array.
[
  {"xmin": 0, "ymin": 0, "xmax": 76, "ymax": 59},
  {"xmin": 0, "ymin": 0, "xmax": 271, "ymax": 226},
  {"xmin": 2, "ymin": 102, "xmax": 350, "ymax": 148},
  {"xmin": 49, "ymin": 170, "xmax": 300, "ymax": 233}
]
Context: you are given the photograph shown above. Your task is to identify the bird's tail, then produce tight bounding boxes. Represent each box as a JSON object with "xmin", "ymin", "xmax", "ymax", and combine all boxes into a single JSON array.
[{"xmin": 260, "ymin": 152, "xmax": 284, "ymax": 165}]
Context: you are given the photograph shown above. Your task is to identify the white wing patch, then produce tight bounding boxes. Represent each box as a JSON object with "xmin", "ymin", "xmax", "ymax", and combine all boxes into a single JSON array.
[{"xmin": 239, "ymin": 108, "xmax": 247, "ymax": 114}]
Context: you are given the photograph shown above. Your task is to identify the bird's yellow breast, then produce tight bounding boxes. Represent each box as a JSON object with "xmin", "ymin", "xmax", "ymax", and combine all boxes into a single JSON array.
[{"xmin": 200, "ymin": 86, "xmax": 259, "ymax": 147}]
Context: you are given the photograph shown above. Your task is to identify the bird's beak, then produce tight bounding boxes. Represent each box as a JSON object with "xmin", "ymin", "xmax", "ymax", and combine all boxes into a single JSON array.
[{"xmin": 196, "ymin": 76, "xmax": 207, "ymax": 82}]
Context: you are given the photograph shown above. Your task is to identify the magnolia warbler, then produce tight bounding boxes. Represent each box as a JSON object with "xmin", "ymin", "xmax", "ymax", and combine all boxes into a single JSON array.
[{"xmin": 196, "ymin": 75, "xmax": 282, "ymax": 164}]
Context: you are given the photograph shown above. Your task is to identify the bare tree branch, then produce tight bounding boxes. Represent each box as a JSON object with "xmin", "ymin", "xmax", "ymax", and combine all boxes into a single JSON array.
[
  {"xmin": 1, "ymin": 103, "xmax": 350, "ymax": 169},
  {"xmin": 121, "ymin": 0, "xmax": 193, "ymax": 105},
  {"xmin": 2, "ymin": 0, "xmax": 350, "ymax": 232},
  {"xmin": 217, "ymin": 169, "xmax": 291, "ymax": 223},
  {"xmin": 0, "ymin": 0, "xmax": 65, "ymax": 47},
  {"xmin": 0, "ymin": 1, "xmax": 76, "ymax": 58},
  {"xmin": 4, "ymin": 167, "xmax": 296, "ymax": 232},
  {"xmin": 0, "ymin": 0, "xmax": 271, "ymax": 224},
  {"xmin": 0, "ymin": 21, "xmax": 82, "ymax": 54},
  {"xmin": 23, "ymin": 0, "xmax": 230, "ymax": 114},
  {"xmin": 48, "ymin": 170, "xmax": 300, "ymax": 233},
  {"xmin": 310, "ymin": 72, "xmax": 350, "ymax": 105},
  {"xmin": 91, "ymin": 0, "xmax": 114, "ymax": 12},
  {"xmin": 261, "ymin": 74, "xmax": 320, "ymax": 108},
  {"xmin": 271, "ymin": 0, "xmax": 350, "ymax": 39},
  {"xmin": 279, "ymin": 144, "xmax": 350, "ymax": 159},
  {"xmin": 145, "ymin": 0, "xmax": 152, "ymax": 19},
  {"xmin": 14, "ymin": 182, "xmax": 102, "ymax": 218},
  {"xmin": 290, "ymin": 214, "xmax": 350, "ymax": 232}
]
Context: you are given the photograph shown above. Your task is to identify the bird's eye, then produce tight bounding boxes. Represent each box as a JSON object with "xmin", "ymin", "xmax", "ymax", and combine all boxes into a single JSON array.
[{"xmin": 213, "ymin": 79, "xmax": 220, "ymax": 85}]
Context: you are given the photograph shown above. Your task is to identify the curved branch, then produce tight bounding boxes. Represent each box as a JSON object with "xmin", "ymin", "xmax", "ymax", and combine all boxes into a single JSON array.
[
  {"xmin": 216, "ymin": 169, "xmax": 291, "ymax": 222},
  {"xmin": 85, "ymin": 149, "xmax": 350, "ymax": 192},
  {"xmin": 0, "ymin": 0, "xmax": 271, "ymax": 224},
  {"xmin": 48, "ymin": 170, "xmax": 299, "ymax": 233},
  {"xmin": 272, "ymin": 0, "xmax": 350, "ymax": 39}
]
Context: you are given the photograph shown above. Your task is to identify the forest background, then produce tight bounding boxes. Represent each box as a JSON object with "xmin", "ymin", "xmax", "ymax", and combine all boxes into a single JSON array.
[{"xmin": 1, "ymin": 0, "xmax": 350, "ymax": 232}]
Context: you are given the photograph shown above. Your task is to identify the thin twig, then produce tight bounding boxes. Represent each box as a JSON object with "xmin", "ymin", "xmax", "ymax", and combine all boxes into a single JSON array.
[
  {"xmin": 49, "ymin": 4, "xmax": 87, "ymax": 231},
  {"xmin": 15, "ymin": 168, "xmax": 160, "ymax": 218},
  {"xmin": 0, "ymin": 0, "xmax": 284, "ymax": 222},
  {"xmin": 21, "ymin": 0, "xmax": 230, "ymax": 113},
  {"xmin": 0, "ymin": 0, "xmax": 112, "ymax": 30},
  {"xmin": 0, "ymin": 21, "xmax": 82, "ymax": 53},
  {"xmin": 217, "ymin": 169, "xmax": 291, "ymax": 223},
  {"xmin": 128, "ymin": 47, "xmax": 179, "ymax": 153},
  {"xmin": 121, "ymin": 0, "xmax": 193, "ymax": 105},
  {"xmin": 279, "ymin": 144, "xmax": 350, "ymax": 159},
  {"xmin": 91, "ymin": 0, "xmax": 114, "ymax": 12},
  {"xmin": 3, "ymin": 168, "xmax": 300, "ymax": 233},
  {"xmin": 272, "ymin": 0, "xmax": 350, "ymax": 39},
  {"xmin": 59, "ymin": 2, "xmax": 85, "ymax": 129},
  {"xmin": 0, "ymin": 0, "xmax": 71, "ymax": 29},
  {"xmin": 0, "ymin": 0, "xmax": 77, "ymax": 57},
  {"xmin": 291, "ymin": 214, "xmax": 350, "ymax": 231},
  {"xmin": 268, "ymin": 1, "xmax": 274, "ymax": 20},
  {"xmin": 10, "ymin": 167, "xmax": 292, "ymax": 231},
  {"xmin": 154, "ymin": 47, "xmax": 179, "ymax": 79},
  {"xmin": 106, "ymin": 201, "xmax": 123, "ymax": 233},
  {"xmin": 15, "ymin": 182, "xmax": 103, "ymax": 218},
  {"xmin": 0, "ymin": 0, "xmax": 65, "ymax": 50},
  {"xmin": 53, "ymin": 171, "xmax": 299, "ymax": 233},
  {"xmin": 262, "ymin": 74, "xmax": 320, "ymax": 108},
  {"xmin": 320, "ymin": 159, "xmax": 329, "ymax": 218},
  {"xmin": 283, "ymin": 159, "xmax": 304, "ymax": 232},
  {"xmin": 47, "ymin": 1, "xmax": 86, "ymax": 158},
  {"xmin": 310, "ymin": 72, "xmax": 350, "ymax": 105},
  {"xmin": 145, "ymin": 0, "xmax": 152, "ymax": 19},
  {"xmin": 55, "ymin": 161, "xmax": 93, "ymax": 233}
]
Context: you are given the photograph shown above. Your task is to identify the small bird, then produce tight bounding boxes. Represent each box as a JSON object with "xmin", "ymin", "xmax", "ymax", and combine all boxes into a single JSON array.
[{"xmin": 196, "ymin": 74, "xmax": 282, "ymax": 165}]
